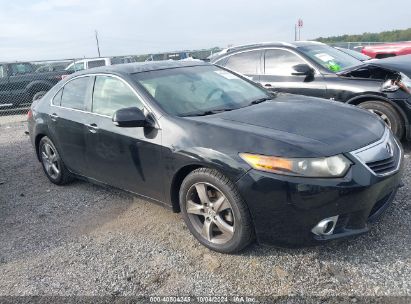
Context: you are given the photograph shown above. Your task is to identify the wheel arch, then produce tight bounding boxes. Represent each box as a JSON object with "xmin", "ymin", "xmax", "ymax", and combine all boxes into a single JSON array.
[
  {"xmin": 346, "ymin": 94, "xmax": 409, "ymax": 138},
  {"xmin": 34, "ymin": 133, "xmax": 47, "ymax": 161},
  {"xmin": 26, "ymin": 80, "xmax": 53, "ymax": 97},
  {"xmin": 170, "ymin": 164, "xmax": 204, "ymax": 213}
]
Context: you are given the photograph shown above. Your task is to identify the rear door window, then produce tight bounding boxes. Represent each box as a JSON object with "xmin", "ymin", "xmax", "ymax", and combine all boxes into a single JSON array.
[
  {"xmin": 88, "ymin": 60, "xmax": 106, "ymax": 69},
  {"xmin": 92, "ymin": 76, "xmax": 143, "ymax": 117},
  {"xmin": 264, "ymin": 49, "xmax": 305, "ymax": 76},
  {"xmin": 224, "ymin": 50, "xmax": 262, "ymax": 75},
  {"xmin": 61, "ymin": 77, "xmax": 90, "ymax": 110}
]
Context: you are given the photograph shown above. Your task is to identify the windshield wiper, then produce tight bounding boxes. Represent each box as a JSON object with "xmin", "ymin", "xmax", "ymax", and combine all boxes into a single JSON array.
[
  {"xmin": 248, "ymin": 97, "xmax": 272, "ymax": 106},
  {"xmin": 182, "ymin": 108, "xmax": 236, "ymax": 117}
]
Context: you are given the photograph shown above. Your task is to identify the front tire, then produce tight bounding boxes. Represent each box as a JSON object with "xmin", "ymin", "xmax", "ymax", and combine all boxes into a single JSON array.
[
  {"xmin": 39, "ymin": 137, "xmax": 73, "ymax": 185},
  {"xmin": 179, "ymin": 168, "xmax": 254, "ymax": 253},
  {"xmin": 359, "ymin": 101, "xmax": 404, "ymax": 139}
]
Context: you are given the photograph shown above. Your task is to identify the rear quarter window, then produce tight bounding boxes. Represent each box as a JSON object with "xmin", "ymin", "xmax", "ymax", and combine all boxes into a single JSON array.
[
  {"xmin": 60, "ymin": 77, "xmax": 90, "ymax": 110},
  {"xmin": 52, "ymin": 89, "xmax": 63, "ymax": 106}
]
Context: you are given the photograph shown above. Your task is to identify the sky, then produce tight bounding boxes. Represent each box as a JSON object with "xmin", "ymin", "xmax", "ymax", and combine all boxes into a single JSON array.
[{"xmin": 0, "ymin": 0, "xmax": 410, "ymax": 61}]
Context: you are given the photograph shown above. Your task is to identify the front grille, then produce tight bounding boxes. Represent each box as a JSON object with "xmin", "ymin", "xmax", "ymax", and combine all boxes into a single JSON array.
[
  {"xmin": 351, "ymin": 128, "xmax": 401, "ymax": 176},
  {"xmin": 366, "ymin": 156, "xmax": 396, "ymax": 175}
]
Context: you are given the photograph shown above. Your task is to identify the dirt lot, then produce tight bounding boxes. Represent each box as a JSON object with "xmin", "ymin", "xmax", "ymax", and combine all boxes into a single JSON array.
[{"xmin": 0, "ymin": 120, "xmax": 410, "ymax": 298}]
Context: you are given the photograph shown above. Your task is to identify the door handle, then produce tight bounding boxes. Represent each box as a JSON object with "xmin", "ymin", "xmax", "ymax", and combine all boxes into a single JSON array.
[
  {"xmin": 50, "ymin": 113, "xmax": 58, "ymax": 121},
  {"xmin": 263, "ymin": 83, "xmax": 272, "ymax": 88},
  {"xmin": 86, "ymin": 123, "xmax": 98, "ymax": 133}
]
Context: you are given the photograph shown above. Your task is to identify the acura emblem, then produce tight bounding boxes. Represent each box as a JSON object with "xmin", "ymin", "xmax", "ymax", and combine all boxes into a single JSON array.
[{"xmin": 386, "ymin": 142, "xmax": 393, "ymax": 157}]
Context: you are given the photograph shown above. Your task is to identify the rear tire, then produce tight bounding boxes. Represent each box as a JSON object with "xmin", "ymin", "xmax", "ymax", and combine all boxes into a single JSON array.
[
  {"xmin": 39, "ymin": 137, "xmax": 74, "ymax": 185},
  {"xmin": 359, "ymin": 101, "xmax": 404, "ymax": 139},
  {"xmin": 179, "ymin": 168, "xmax": 254, "ymax": 253}
]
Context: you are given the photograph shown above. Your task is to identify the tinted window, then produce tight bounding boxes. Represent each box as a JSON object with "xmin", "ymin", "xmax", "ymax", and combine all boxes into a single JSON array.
[
  {"xmin": 224, "ymin": 51, "xmax": 261, "ymax": 75},
  {"xmin": 52, "ymin": 89, "xmax": 63, "ymax": 106},
  {"xmin": 61, "ymin": 77, "xmax": 90, "ymax": 110},
  {"xmin": 264, "ymin": 49, "xmax": 305, "ymax": 76},
  {"xmin": 92, "ymin": 76, "xmax": 143, "ymax": 117},
  {"xmin": 10, "ymin": 63, "xmax": 34, "ymax": 76},
  {"xmin": 88, "ymin": 60, "xmax": 106, "ymax": 69}
]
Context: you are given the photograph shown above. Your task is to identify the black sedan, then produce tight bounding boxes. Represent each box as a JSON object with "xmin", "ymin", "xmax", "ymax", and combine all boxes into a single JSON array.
[
  {"xmin": 211, "ymin": 42, "xmax": 411, "ymax": 140},
  {"xmin": 28, "ymin": 61, "xmax": 403, "ymax": 253}
]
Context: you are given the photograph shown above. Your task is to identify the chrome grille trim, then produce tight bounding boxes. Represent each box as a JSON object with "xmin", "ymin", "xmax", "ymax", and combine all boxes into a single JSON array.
[{"xmin": 350, "ymin": 128, "xmax": 402, "ymax": 177}]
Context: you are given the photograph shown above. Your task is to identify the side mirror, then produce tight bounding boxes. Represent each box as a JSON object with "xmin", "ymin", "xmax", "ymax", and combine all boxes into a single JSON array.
[
  {"xmin": 112, "ymin": 107, "xmax": 148, "ymax": 128},
  {"xmin": 291, "ymin": 64, "xmax": 314, "ymax": 76}
]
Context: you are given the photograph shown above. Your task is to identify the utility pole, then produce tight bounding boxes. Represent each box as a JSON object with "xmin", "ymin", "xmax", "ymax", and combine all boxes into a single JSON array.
[
  {"xmin": 299, "ymin": 18, "xmax": 303, "ymax": 41},
  {"xmin": 294, "ymin": 24, "xmax": 297, "ymax": 41},
  {"xmin": 95, "ymin": 30, "xmax": 101, "ymax": 57}
]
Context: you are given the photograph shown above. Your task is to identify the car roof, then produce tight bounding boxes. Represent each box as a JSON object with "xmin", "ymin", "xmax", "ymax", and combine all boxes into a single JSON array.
[
  {"xmin": 210, "ymin": 41, "xmax": 325, "ymax": 61},
  {"xmin": 71, "ymin": 60, "xmax": 210, "ymax": 76}
]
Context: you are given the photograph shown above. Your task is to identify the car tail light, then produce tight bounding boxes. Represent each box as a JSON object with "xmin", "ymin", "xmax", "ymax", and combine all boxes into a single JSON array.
[{"xmin": 27, "ymin": 109, "xmax": 33, "ymax": 120}]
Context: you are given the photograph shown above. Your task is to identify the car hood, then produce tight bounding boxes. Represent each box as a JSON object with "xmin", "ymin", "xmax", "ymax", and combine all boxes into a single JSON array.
[
  {"xmin": 367, "ymin": 54, "xmax": 411, "ymax": 78},
  {"xmin": 188, "ymin": 94, "xmax": 385, "ymax": 157}
]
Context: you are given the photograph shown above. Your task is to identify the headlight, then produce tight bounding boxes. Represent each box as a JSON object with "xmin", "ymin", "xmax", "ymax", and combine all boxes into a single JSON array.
[
  {"xmin": 239, "ymin": 153, "xmax": 351, "ymax": 177},
  {"xmin": 381, "ymin": 73, "xmax": 411, "ymax": 94}
]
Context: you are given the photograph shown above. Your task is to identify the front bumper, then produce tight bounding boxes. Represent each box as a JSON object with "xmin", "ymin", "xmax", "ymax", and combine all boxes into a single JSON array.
[{"xmin": 236, "ymin": 148, "xmax": 404, "ymax": 247}]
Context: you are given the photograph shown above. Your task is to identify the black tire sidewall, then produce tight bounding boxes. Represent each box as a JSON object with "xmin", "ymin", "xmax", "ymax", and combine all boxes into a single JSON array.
[
  {"xmin": 179, "ymin": 169, "xmax": 253, "ymax": 253},
  {"xmin": 359, "ymin": 101, "xmax": 404, "ymax": 139},
  {"xmin": 39, "ymin": 137, "xmax": 64, "ymax": 184}
]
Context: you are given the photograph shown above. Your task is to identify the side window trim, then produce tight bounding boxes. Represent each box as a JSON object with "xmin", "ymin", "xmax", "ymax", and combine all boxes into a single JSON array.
[
  {"xmin": 263, "ymin": 47, "xmax": 318, "ymax": 76},
  {"xmin": 50, "ymin": 73, "xmax": 156, "ymax": 119},
  {"xmin": 91, "ymin": 75, "xmax": 145, "ymax": 117},
  {"xmin": 223, "ymin": 50, "xmax": 263, "ymax": 75}
]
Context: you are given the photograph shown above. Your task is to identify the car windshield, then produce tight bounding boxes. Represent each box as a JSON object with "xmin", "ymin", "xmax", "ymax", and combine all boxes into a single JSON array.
[
  {"xmin": 132, "ymin": 65, "xmax": 271, "ymax": 116},
  {"xmin": 298, "ymin": 44, "xmax": 362, "ymax": 72},
  {"xmin": 336, "ymin": 47, "xmax": 371, "ymax": 61}
]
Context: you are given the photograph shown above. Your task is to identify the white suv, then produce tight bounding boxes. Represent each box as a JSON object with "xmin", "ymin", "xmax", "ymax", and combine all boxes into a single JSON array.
[{"xmin": 65, "ymin": 58, "xmax": 112, "ymax": 72}]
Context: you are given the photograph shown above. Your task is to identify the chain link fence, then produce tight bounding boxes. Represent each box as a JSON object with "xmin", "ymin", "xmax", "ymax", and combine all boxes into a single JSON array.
[{"xmin": 0, "ymin": 49, "xmax": 218, "ymax": 127}]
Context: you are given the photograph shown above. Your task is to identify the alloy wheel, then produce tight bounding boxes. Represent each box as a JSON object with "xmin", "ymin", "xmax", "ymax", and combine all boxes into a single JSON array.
[
  {"xmin": 41, "ymin": 143, "xmax": 60, "ymax": 179},
  {"xmin": 185, "ymin": 182, "xmax": 235, "ymax": 244},
  {"xmin": 368, "ymin": 109, "xmax": 392, "ymax": 129}
]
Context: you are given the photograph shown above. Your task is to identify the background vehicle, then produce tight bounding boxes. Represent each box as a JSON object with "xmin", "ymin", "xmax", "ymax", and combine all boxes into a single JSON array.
[
  {"xmin": 35, "ymin": 61, "xmax": 72, "ymax": 73},
  {"xmin": 362, "ymin": 41, "xmax": 411, "ymax": 58},
  {"xmin": 0, "ymin": 61, "xmax": 69, "ymax": 108},
  {"xmin": 211, "ymin": 41, "xmax": 411, "ymax": 140},
  {"xmin": 28, "ymin": 61, "xmax": 403, "ymax": 253},
  {"xmin": 65, "ymin": 57, "xmax": 112, "ymax": 72},
  {"xmin": 334, "ymin": 47, "xmax": 371, "ymax": 61}
]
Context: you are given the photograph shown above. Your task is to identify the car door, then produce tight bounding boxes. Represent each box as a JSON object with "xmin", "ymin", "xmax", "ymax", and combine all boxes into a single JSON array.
[
  {"xmin": 85, "ymin": 75, "xmax": 164, "ymax": 201},
  {"xmin": 8, "ymin": 63, "xmax": 36, "ymax": 104},
  {"xmin": 0, "ymin": 64, "xmax": 11, "ymax": 107},
  {"xmin": 48, "ymin": 76, "xmax": 93, "ymax": 176},
  {"xmin": 216, "ymin": 50, "xmax": 262, "ymax": 82},
  {"xmin": 259, "ymin": 48, "xmax": 327, "ymax": 98}
]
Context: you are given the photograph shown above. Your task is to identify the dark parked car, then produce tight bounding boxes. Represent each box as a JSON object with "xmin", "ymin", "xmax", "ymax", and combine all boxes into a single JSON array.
[
  {"xmin": 0, "ymin": 62, "xmax": 70, "ymax": 108},
  {"xmin": 211, "ymin": 41, "xmax": 411, "ymax": 140},
  {"xmin": 28, "ymin": 61, "xmax": 403, "ymax": 253}
]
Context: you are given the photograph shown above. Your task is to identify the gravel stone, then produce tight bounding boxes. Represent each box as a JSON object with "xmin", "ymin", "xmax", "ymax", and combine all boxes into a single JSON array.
[{"xmin": 0, "ymin": 120, "xmax": 410, "ymax": 297}]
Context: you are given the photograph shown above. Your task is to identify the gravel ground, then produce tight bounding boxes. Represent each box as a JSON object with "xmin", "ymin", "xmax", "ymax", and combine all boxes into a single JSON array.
[{"xmin": 0, "ymin": 121, "xmax": 410, "ymax": 298}]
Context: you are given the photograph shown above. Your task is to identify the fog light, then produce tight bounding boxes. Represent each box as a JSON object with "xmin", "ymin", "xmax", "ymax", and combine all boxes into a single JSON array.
[{"xmin": 311, "ymin": 216, "xmax": 339, "ymax": 236}]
